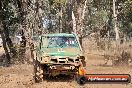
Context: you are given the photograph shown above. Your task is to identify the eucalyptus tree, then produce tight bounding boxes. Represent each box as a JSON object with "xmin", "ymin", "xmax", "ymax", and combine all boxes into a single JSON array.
[{"xmin": 0, "ymin": 0, "xmax": 19, "ymax": 66}]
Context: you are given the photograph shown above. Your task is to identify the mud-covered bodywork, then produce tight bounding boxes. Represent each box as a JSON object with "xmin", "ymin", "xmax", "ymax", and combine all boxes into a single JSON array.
[
  {"xmin": 36, "ymin": 33, "xmax": 84, "ymax": 64},
  {"xmin": 34, "ymin": 33, "xmax": 85, "ymax": 79}
]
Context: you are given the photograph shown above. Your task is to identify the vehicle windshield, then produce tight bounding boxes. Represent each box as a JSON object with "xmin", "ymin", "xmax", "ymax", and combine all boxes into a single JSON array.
[{"xmin": 42, "ymin": 36, "xmax": 79, "ymax": 48}]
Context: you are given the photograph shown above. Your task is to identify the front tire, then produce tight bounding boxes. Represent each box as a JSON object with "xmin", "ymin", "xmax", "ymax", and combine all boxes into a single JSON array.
[{"xmin": 33, "ymin": 60, "xmax": 44, "ymax": 83}]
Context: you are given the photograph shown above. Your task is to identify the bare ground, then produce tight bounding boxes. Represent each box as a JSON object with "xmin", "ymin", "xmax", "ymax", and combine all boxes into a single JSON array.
[{"xmin": 0, "ymin": 53, "xmax": 132, "ymax": 88}]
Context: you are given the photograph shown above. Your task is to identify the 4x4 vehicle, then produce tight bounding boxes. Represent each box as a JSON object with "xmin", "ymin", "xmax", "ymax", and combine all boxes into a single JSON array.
[{"xmin": 33, "ymin": 33, "xmax": 86, "ymax": 82}]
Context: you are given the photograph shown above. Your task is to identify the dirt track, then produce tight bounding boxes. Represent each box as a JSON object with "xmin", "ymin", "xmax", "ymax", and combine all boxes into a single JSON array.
[{"xmin": 0, "ymin": 54, "xmax": 132, "ymax": 88}]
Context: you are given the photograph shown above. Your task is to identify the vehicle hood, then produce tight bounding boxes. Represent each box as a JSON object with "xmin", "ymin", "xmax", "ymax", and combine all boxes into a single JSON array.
[{"xmin": 40, "ymin": 47, "xmax": 82, "ymax": 57}]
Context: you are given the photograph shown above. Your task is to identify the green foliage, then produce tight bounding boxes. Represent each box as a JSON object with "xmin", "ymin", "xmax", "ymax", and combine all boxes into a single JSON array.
[
  {"xmin": 1, "ymin": 0, "xmax": 19, "ymax": 35},
  {"xmin": 118, "ymin": 0, "xmax": 132, "ymax": 34},
  {"xmin": 1, "ymin": 0, "xmax": 132, "ymax": 36},
  {"xmin": 95, "ymin": 10, "xmax": 108, "ymax": 27},
  {"xmin": 85, "ymin": 0, "xmax": 110, "ymax": 32},
  {"xmin": 49, "ymin": 0, "xmax": 67, "ymax": 8},
  {"xmin": 53, "ymin": 0, "xmax": 67, "ymax": 4},
  {"xmin": 84, "ymin": 0, "xmax": 132, "ymax": 36}
]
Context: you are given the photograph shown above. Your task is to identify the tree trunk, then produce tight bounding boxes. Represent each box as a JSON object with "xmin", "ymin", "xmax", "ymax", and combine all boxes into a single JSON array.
[
  {"xmin": 0, "ymin": 1, "xmax": 16, "ymax": 65},
  {"xmin": 74, "ymin": 0, "xmax": 88, "ymax": 46},
  {"xmin": 2, "ymin": 23, "xmax": 17, "ymax": 57},
  {"xmin": 72, "ymin": 11, "xmax": 76, "ymax": 33},
  {"xmin": 0, "ymin": 21, "xmax": 11, "ymax": 66},
  {"xmin": 16, "ymin": 0, "xmax": 40, "ymax": 63},
  {"xmin": 65, "ymin": 0, "xmax": 73, "ymax": 33},
  {"xmin": 113, "ymin": 0, "xmax": 120, "ymax": 41},
  {"xmin": 58, "ymin": 2, "xmax": 63, "ymax": 33}
]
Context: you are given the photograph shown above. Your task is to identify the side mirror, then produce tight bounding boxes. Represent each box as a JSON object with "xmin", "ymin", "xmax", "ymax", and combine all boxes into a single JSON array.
[{"xmin": 80, "ymin": 56, "xmax": 85, "ymax": 60}]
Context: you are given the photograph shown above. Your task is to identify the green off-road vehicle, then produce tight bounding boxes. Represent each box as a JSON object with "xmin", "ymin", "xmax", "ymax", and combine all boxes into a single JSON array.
[{"xmin": 33, "ymin": 33, "xmax": 86, "ymax": 82}]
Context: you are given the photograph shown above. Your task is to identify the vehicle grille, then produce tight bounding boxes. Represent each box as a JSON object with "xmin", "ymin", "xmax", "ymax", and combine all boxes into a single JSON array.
[
  {"xmin": 50, "ymin": 57, "xmax": 79, "ymax": 64},
  {"xmin": 59, "ymin": 61, "xmax": 66, "ymax": 63}
]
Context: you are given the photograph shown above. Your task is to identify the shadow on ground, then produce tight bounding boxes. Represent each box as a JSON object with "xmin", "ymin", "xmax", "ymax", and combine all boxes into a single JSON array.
[{"xmin": 45, "ymin": 74, "xmax": 75, "ymax": 82}]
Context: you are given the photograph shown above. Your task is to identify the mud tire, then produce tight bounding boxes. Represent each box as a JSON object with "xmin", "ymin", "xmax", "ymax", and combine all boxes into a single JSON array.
[
  {"xmin": 76, "ymin": 75, "xmax": 86, "ymax": 85},
  {"xmin": 33, "ymin": 60, "xmax": 44, "ymax": 83}
]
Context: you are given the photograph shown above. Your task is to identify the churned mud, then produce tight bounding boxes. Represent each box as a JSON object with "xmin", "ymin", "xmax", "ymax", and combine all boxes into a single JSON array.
[{"xmin": 0, "ymin": 53, "xmax": 132, "ymax": 88}]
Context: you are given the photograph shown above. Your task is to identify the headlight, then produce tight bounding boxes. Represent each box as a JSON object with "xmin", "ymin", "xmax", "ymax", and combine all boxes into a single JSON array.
[
  {"xmin": 75, "ymin": 58, "xmax": 79, "ymax": 61},
  {"xmin": 75, "ymin": 56, "xmax": 80, "ymax": 61},
  {"xmin": 42, "ymin": 56, "xmax": 50, "ymax": 62}
]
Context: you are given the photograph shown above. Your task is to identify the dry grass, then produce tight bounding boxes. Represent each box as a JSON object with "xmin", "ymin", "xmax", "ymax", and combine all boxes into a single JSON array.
[
  {"xmin": 0, "ymin": 38, "xmax": 132, "ymax": 88},
  {"xmin": 82, "ymin": 37, "xmax": 132, "ymax": 66}
]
